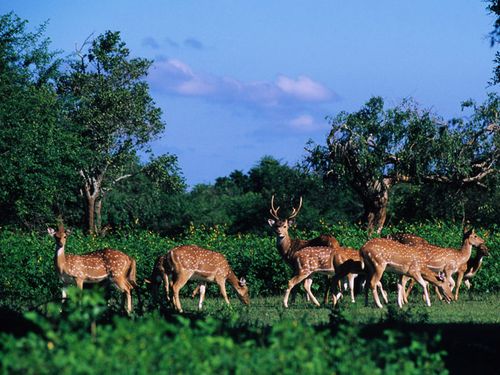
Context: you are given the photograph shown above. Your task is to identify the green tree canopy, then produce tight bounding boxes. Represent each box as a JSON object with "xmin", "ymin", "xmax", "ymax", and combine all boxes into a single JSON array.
[
  {"xmin": 0, "ymin": 13, "xmax": 80, "ymax": 228},
  {"xmin": 57, "ymin": 31, "xmax": 178, "ymax": 234}
]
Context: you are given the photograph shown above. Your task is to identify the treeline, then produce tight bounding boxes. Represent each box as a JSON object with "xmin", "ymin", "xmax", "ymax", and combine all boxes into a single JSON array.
[{"xmin": 0, "ymin": 12, "xmax": 498, "ymax": 237}]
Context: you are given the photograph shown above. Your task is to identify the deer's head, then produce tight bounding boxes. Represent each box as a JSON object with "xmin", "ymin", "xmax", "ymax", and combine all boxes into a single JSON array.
[
  {"xmin": 237, "ymin": 277, "xmax": 250, "ymax": 305},
  {"xmin": 267, "ymin": 195, "xmax": 302, "ymax": 239},
  {"xmin": 48, "ymin": 222, "xmax": 70, "ymax": 248},
  {"xmin": 463, "ymin": 228, "xmax": 485, "ymax": 248}
]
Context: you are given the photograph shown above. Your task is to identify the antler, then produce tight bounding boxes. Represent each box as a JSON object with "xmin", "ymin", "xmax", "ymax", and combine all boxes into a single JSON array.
[
  {"xmin": 269, "ymin": 195, "xmax": 281, "ymax": 220},
  {"xmin": 288, "ymin": 196, "xmax": 303, "ymax": 220}
]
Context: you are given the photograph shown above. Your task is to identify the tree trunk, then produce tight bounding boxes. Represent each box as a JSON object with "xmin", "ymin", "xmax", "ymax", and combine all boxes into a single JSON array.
[
  {"xmin": 361, "ymin": 178, "xmax": 391, "ymax": 236},
  {"xmin": 86, "ymin": 194, "xmax": 97, "ymax": 235}
]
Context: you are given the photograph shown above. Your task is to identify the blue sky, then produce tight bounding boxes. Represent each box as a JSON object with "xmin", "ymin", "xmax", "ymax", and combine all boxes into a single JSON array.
[{"xmin": 2, "ymin": 1, "xmax": 498, "ymax": 186}]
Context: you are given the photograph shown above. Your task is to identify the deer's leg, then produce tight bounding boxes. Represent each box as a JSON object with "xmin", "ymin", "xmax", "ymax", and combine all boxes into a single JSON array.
[
  {"xmin": 303, "ymin": 278, "xmax": 313, "ymax": 302},
  {"xmin": 303, "ymin": 276, "xmax": 321, "ymax": 307},
  {"xmin": 404, "ymin": 277, "xmax": 415, "ymax": 303},
  {"xmin": 454, "ymin": 271, "xmax": 465, "ymax": 301},
  {"xmin": 400, "ymin": 275, "xmax": 409, "ymax": 304},
  {"xmin": 192, "ymin": 284, "xmax": 201, "ymax": 299},
  {"xmin": 113, "ymin": 277, "xmax": 133, "ymax": 313},
  {"xmin": 171, "ymin": 272, "xmax": 191, "ymax": 313},
  {"xmin": 412, "ymin": 273, "xmax": 431, "ymax": 307},
  {"xmin": 284, "ymin": 273, "xmax": 310, "ymax": 308},
  {"xmin": 378, "ymin": 281, "xmax": 388, "ymax": 304},
  {"xmin": 198, "ymin": 284, "xmax": 206, "ymax": 310},
  {"xmin": 348, "ymin": 274, "xmax": 357, "ymax": 303},
  {"xmin": 370, "ymin": 266, "xmax": 385, "ymax": 309},
  {"xmin": 61, "ymin": 286, "xmax": 68, "ymax": 301},
  {"xmin": 216, "ymin": 278, "xmax": 230, "ymax": 305},
  {"xmin": 162, "ymin": 272, "xmax": 171, "ymax": 302}
]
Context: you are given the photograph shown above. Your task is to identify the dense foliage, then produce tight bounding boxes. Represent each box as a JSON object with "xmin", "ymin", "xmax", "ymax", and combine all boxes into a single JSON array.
[
  {"xmin": 0, "ymin": 290, "xmax": 448, "ymax": 375},
  {"xmin": 0, "ymin": 223, "xmax": 498, "ymax": 313}
]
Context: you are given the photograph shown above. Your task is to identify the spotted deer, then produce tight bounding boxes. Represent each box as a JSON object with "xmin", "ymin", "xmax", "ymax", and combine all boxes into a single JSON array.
[
  {"xmin": 149, "ymin": 254, "xmax": 207, "ymax": 310},
  {"xmin": 394, "ymin": 230, "xmax": 486, "ymax": 303},
  {"xmin": 328, "ymin": 246, "xmax": 388, "ymax": 306},
  {"xmin": 268, "ymin": 195, "xmax": 340, "ymax": 304},
  {"xmin": 360, "ymin": 238, "xmax": 454, "ymax": 308},
  {"xmin": 283, "ymin": 246, "xmax": 336, "ymax": 307},
  {"xmin": 48, "ymin": 223, "xmax": 138, "ymax": 313},
  {"xmin": 159, "ymin": 245, "xmax": 250, "ymax": 312}
]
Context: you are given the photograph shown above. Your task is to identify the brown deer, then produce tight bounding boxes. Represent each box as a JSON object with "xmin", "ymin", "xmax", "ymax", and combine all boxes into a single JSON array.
[
  {"xmin": 460, "ymin": 243, "xmax": 489, "ymax": 295},
  {"xmin": 283, "ymin": 246, "xmax": 336, "ymax": 307},
  {"xmin": 328, "ymin": 246, "xmax": 388, "ymax": 306},
  {"xmin": 158, "ymin": 245, "xmax": 250, "ymax": 312},
  {"xmin": 360, "ymin": 238, "xmax": 454, "ymax": 308},
  {"xmin": 268, "ymin": 195, "xmax": 340, "ymax": 304},
  {"xmin": 394, "ymin": 230, "xmax": 485, "ymax": 303},
  {"xmin": 48, "ymin": 223, "xmax": 138, "ymax": 313},
  {"xmin": 402, "ymin": 241, "xmax": 490, "ymax": 303},
  {"xmin": 148, "ymin": 254, "xmax": 209, "ymax": 310}
]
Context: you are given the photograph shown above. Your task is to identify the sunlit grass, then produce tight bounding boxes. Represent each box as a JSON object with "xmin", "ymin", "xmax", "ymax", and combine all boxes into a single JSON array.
[{"xmin": 167, "ymin": 291, "xmax": 500, "ymax": 326}]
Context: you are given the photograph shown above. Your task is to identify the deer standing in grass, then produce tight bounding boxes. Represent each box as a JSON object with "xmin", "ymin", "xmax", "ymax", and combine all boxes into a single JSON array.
[
  {"xmin": 392, "ymin": 231, "xmax": 488, "ymax": 303},
  {"xmin": 268, "ymin": 196, "xmax": 340, "ymax": 304},
  {"xmin": 156, "ymin": 245, "xmax": 249, "ymax": 312},
  {"xmin": 48, "ymin": 223, "xmax": 138, "ymax": 313},
  {"xmin": 328, "ymin": 246, "xmax": 388, "ymax": 306},
  {"xmin": 360, "ymin": 238, "xmax": 454, "ymax": 308}
]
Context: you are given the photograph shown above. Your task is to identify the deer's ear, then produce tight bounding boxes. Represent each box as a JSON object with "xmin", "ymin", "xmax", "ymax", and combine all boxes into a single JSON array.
[
  {"xmin": 268, "ymin": 219, "xmax": 275, "ymax": 227},
  {"xmin": 47, "ymin": 228, "xmax": 56, "ymax": 237},
  {"xmin": 65, "ymin": 229, "xmax": 71, "ymax": 236},
  {"xmin": 288, "ymin": 219, "xmax": 295, "ymax": 226}
]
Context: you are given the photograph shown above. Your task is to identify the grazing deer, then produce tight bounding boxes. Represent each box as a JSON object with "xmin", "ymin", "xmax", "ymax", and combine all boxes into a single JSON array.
[
  {"xmin": 328, "ymin": 246, "xmax": 388, "ymax": 306},
  {"xmin": 360, "ymin": 238, "xmax": 454, "ymax": 308},
  {"xmin": 396, "ymin": 229, "xmax": 485, "ymax": 303},
  {"xmin": 48, "ymin": 223, "xmax": 138, "ymax": 313},
  {"xmin": 268, "ymin": 195, "xmax": 340, "ymax": 304},
  {"xmin": 158, "ymin": 245, "xmax": 249, "ymax": 312}
]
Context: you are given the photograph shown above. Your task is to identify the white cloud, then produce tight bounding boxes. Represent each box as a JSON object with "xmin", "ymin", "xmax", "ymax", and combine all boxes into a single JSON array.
[
  {"xmin": 149, "ymin": 58, "xmax": 335, "ymax": 107},
  {"xmin": 276, "ymin": 75, "xmax": 333, "ymax": 101}
]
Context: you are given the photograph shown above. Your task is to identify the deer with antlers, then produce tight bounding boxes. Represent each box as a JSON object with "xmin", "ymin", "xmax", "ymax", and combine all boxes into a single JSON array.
[
  {"xmin": 152, "ymin": 245, "xmax": 249, "ymax": 312},
  {"xmin": 48, "ymin": 222, "xmax": 139, "ymax": 313},
  {"xmin": 392, "ymin": 232, "xmax": 488, "ymax": 303},
  {"xmin": 360, "ymin": 238, "xmax": 455, "ymax": 308},
  {"xmin": 268, "ymin": 195, "xmax": 343, "ymax": 304}
]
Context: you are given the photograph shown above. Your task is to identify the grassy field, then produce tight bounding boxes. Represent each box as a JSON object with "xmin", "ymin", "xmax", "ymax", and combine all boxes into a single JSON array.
[{"xmin": 158, "ymin": 291, "xmax": 500, "ymax": 326}]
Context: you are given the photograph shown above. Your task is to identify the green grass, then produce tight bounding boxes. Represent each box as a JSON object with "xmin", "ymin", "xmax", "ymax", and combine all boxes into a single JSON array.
[{"xmin": 158, "ymin": 291, "xmax": 500, "ymax": 326}]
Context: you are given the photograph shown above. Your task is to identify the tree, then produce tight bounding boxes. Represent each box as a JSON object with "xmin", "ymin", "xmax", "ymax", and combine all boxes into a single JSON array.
[
  {"xmin": 487, "ymin": 0, "xmax": 500, "ymax": 85},
  {"xmin": 58, "ymin": 31, "xmax": 177, "ymax": 234},
  {"xmin": 0, "ymin": 13, "xmax": 80, "ymax": 228},
  {"xmin": 307, "ymin": 96, "xmax": 498, "ymax": 234}
]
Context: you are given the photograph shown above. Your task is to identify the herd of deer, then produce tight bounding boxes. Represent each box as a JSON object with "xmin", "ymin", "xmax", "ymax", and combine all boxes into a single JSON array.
[{"xmin": 47, "ymin": 196, "xmax": 489, "ymax": 314}]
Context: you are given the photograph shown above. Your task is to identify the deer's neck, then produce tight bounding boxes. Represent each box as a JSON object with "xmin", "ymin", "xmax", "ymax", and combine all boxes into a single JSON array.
[
  {"xmin": 227, "ymin": 271, "xmax": 244, "ymax": 295},
  {"xmin": 54, "ymin": 244, "xmax": 66, "ymax": 274},
  {"xmin": 458, "ymin": 239, "xmax": 473, "ymax": 265},
  {"xmin": 276, "ymin": 235, "xmax": 304, "ymax": 261}
]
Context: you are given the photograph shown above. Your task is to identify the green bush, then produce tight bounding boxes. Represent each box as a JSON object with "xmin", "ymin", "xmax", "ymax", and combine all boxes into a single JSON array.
[{"xmin": 0, "ymin": 290, "xmax": 448, "ymax": 375}]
